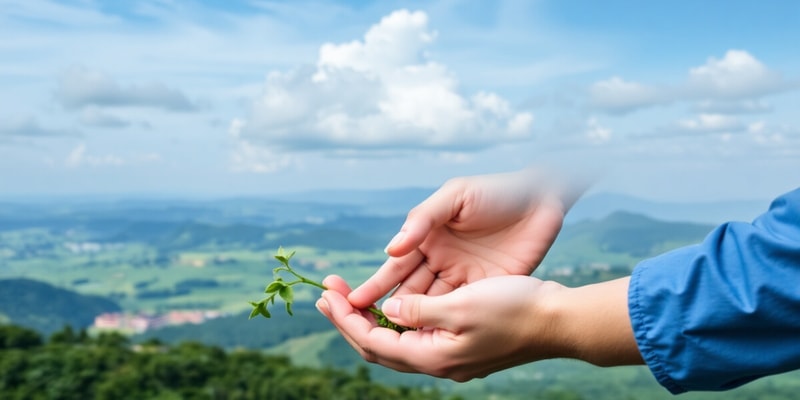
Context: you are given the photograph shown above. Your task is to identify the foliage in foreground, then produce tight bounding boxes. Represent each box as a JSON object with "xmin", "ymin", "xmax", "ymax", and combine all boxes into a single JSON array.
[
  {"xmin": 0, "ymin": 324, "xmax": 447, "ymax": 400},
  {"xmin": 249, "ymin": 247, "xmax": 414, "ymax": 333}
]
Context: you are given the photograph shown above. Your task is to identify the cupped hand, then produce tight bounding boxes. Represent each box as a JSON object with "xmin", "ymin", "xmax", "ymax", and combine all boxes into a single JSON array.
[
  {"xmin": 318, "ymin": 274, "xmax": 565, "ymax": 381},
  {"xmin": 348, "ymin": 168, "xmax": 586, "ymax": 309}
]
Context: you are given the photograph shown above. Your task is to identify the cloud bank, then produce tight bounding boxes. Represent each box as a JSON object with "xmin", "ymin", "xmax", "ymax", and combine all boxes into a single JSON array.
[
  {"xmin": 589, "ymin": 50, "xmax": 795, "ymax": 114},
  {"xmin": 56, "ymin": 66, "xmax": 197, "ymax": 112},
  {"xmin": 232, "ymin": 9, "xmax": 534, "ymax": 155},
  {"xmin": 0, "ymin": 116, "xmax": 77, "ymax": 138}
]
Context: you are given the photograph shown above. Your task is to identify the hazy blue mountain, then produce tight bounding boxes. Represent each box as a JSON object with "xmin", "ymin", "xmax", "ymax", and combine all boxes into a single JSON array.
[
  {"xmin": 566, "ymin": 192, "xmax": 770, "ymax": 225},
  {"xmin": 1, "ymin": 188, "xmax": 772, "ymax": 230},
  {"xmin": 264, "ymin": 187, "xmax": 435, "ymax": 215},
  {"xmin": 552, "ymin": 211, "xmax": 714, "ymax": 260},
  {"xmin": 269, "ymin": 188, "xmax": 770, "ymax": 224},
  {"xmin": 0, "ymin": 197, "xmax": 361, "ymax": 233}
]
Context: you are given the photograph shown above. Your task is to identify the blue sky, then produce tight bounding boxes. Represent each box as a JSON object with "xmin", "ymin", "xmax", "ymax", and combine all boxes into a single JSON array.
[{"xmin": 1, "ymin": 0, "xmax": 799, "ymax": 202}]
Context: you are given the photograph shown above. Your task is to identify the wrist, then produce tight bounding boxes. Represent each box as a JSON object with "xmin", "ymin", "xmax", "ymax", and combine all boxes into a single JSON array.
[{"xmin": 539, "ymin": 278, "xmax": 643, "ymax": 366}]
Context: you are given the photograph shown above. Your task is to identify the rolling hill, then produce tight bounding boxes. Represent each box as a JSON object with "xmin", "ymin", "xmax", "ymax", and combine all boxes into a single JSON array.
[{"xmin": 0, "ymin": 278, "xmax": 121, "ymax": 335}]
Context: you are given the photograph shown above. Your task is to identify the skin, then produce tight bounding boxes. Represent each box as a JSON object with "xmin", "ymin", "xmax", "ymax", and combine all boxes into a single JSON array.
[
  {"xmin": 347, "ymin": 168, "xmax": 585, "ymax": 310},
  {"xmin": 316, "ymin": 167, "xmax": 643, "ymax": 380},
  {"xmin": 317, "ymin": 275, "xmax": 643, "ymax": 381}
]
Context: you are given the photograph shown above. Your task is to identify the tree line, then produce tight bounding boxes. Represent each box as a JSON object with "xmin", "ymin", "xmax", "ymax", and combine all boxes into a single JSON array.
[{"xmin": 0, "ymin": 324, "xmax": 450, "ymax": 400}]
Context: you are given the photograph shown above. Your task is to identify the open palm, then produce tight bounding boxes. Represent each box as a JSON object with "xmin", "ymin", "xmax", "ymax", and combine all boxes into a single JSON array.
[{"xmin": 348, "ymin": 169, "xmax": 582, "ymax": 309}]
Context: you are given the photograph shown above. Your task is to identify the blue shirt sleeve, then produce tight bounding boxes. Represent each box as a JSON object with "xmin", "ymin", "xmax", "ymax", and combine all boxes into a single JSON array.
[{"xmin": 628, "ymin": 188, "xmax": 800, "ymax": 394}]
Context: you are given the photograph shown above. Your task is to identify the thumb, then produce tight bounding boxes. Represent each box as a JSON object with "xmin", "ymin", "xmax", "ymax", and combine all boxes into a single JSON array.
[{"xmin": 381, "ymin": 294, "xmax": 457, "ymax": 330}]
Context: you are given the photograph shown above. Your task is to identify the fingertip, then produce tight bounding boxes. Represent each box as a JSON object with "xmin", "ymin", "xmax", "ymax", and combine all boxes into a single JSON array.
[
  {"xmin": 321, "ymin": 288, "xmax": 354, "ymax": 317},
  {"xmin": 386, "ymin": 219, "xmax": 432, "ymax": 257},
  {"xmin": 323, "ymin": 275, "xmax": 352, "ymax": 295},
  {"xmin": 347, "ymin": 284, "xmax": 377, "ymax": 309},
  {"xmin": 321, "ymin": 274, "xmax": 337, "ymax": 287},
  {"xmin": 381, "ymin": 297, "xmax": 402, "ymax": 319},
  {"xmin": 315, "ymin": 298, "xmax": 330, "ymax": 317},
  {"xmin": 383, "ymin": 231, "xmax": 406, "ymax": 254}
]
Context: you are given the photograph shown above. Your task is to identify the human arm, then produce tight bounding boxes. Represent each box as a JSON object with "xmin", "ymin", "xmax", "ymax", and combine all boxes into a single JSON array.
[
  {"xmin": 318, "ymin": 274, "xmax": 643, "ymax": 382},
  {"xmin": 347, "ymin": 166, "xmax": 590, "ymax": 309},
  {"xmin": 629, "ymin": 187, "xmax": 800, "ymax": 394}
]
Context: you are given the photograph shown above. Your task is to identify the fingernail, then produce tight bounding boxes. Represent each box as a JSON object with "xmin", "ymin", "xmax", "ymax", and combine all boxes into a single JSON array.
[
  {"xmin": 384, "ymin": 231, "xmax": 405, "ymax": 254},
  {"xmin": 382, "ymin": 298, "xmax": 401, "ymax": 318},
  {"xmin": 316, "ymin": 298, "xmax": 329, "ymax": 314}
]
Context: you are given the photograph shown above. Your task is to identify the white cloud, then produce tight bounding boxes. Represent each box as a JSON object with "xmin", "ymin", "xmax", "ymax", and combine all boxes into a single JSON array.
[
  {"xmin": 65, "ymin": 144, "xmax": 125, "ymax": 167},
  {"xmin": 229, "ymin": 139, "xmax": 294, "ymax": 174},
  {"xmin": 56, "ymin": 66, "xmax": 197, "ymax": 111},
  {"xmin": 688, "ymin": 50, "xmax": 786, "ymax": 99},
  {"xmin": 588, "ymin": 77, "xmax": 665, "ymax": 114},
  {"xmin": 747, "ymin": 121, "xmax": 800, "ymax": 148},
  {"xmin": 692, "ymin": 99, "xmax": 773, "ymax": 114},
  {"xmin": 585, "ymin": 117, "xmax": 612, "ymax": 144},
  {"xmin": 675, "ymin": 114, "xmax": 745, "ymax": 134},
  {"xmin": 0, "ymin": 116, "xmax": 77, "ymax": 137},
  {"xmin": 589, "ymin": 50, "xmax": 796, "ymax": 114},
  {"xmin": 234, "ymin": 9, "xmax": 535, "ymax": 154},
  {"xmin": 314, "ymin": 9, "xmax": 436, "ymax": 79}
]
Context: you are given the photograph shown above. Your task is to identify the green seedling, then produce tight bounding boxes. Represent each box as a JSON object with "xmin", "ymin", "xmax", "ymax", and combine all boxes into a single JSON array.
[{"xmin": 249, "ymin": 247, "xmax": 415, "ymax": 333}]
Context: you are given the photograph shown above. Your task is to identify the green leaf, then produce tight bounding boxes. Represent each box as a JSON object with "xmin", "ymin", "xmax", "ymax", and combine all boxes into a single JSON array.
[
  {"xmin": 285, "ymin": 301, "xmax": 293, "ymax": 316},
  {"xmin": 278, "ymin": 286, "xmax": 293, "ymax": 303},
  {"xmin": 248, "ymin": 304, "xmax": 261, "ymax": 320},
  {"xmin": 257, "ymin": 303, "xmax": 271, "ymax": 318},
  {"xmin": 248, "ymin": 301, "xmax": 271, "ymax": 319},
  {"xmin": 251, "ymin": 248, "xmax": 416, "ymax": 332},
  {"xmin": 274, "ymin": 247, "xmax": 296, "ymax": 266},
  {"xmin": 265, "ymin": 281, "xmax": 285, "ymax": 294}
]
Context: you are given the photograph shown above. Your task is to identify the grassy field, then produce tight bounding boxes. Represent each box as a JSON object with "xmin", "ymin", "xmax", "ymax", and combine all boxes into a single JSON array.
[
  {"xmin": 3, "ymin": 213, "xmax": 800, "ymax": 400},
  {"xmin": 0, "ymin": 238, "xmax": 389, "ymax": 314}
]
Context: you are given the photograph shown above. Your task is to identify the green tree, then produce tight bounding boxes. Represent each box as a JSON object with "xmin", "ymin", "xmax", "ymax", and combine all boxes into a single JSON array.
[{"xmin": 0, "ymin": 324, "xmax": 42, "ymax": 350}]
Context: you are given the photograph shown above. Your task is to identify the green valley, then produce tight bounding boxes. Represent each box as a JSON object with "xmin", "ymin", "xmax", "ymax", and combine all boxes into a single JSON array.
[{"xmin": 1, "ymin": 194, "xmax": 797, "ymax": 399}]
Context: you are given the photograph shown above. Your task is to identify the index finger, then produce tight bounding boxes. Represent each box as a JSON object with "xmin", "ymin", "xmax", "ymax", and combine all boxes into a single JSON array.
[
  {"xmin": 385, "ymin": 180, "xmax": 467, "ymax": 257},
  {"xmin": 347, "ymin": 249, "xmax": 425, "ymax": 309}
]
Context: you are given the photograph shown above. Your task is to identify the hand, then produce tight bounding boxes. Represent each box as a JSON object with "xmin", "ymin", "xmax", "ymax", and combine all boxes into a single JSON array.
[
  {"xmin": 348, "ymin": 167, "xmax": 588, "ymax": 309},
  {"xmin": 318, "ymin": 274, "xmax": 641, "ymax": 381},
  {"xmin": 319, "ymin": 274, "xmax": 562, "ymax": 381}
]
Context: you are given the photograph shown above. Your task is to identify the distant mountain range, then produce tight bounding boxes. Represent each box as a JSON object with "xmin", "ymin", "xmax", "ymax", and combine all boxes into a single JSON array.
[
  {"xmin": 567, "ymin": 192, "xmax": 770, "ymax": 225},
  {"xmin": 1, "ymin": 187, "xmax": 771, "ymax": 228},
  {"xmin": 262, "ymin": 187, "xmax": 770, "ymax": 224}
]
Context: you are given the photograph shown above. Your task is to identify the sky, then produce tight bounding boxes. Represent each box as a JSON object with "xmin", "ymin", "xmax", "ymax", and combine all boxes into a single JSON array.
[{"xmin": 1, "ymin": 0, "xmax": 799, "ymax": 202}]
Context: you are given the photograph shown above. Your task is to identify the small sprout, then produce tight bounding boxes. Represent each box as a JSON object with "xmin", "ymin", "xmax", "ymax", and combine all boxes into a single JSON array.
[{"xmin": 250, "ymin": 247, "xmax": 415, "ymax": 333}]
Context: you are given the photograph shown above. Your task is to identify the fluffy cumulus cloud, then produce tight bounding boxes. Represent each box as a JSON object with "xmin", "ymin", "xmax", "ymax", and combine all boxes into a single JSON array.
[
  {"xmin": 687, "ymin": 50, "xmax": 786, "ymax": 99},
  {"xmin": 55, "ymin": 66, "xmax": 197, "ymax": 112},
  {"xmin": 233, "ymin": 9, "xmax": 534, "ymax": 155},
  {"xmin": 589, "ymin": 50, "xmax": 796, "ymax": 114}
]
